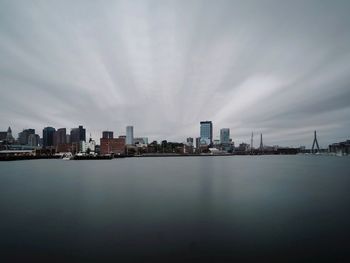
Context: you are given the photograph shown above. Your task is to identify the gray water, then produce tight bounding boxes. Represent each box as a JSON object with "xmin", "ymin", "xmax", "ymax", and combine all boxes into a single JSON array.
[{"xmin": 0, "ymin": 156, "xmax": 350, "ymax": 262}]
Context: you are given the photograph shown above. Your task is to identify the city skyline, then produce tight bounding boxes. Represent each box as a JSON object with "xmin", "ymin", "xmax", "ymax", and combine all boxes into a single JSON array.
[
  {"xmin": 0, "ymin": 122, "xmax": 337, "ymax": 149},
  {"xmin": 1, "ymin": 1, "xmax": 350, "ymax": 147}
]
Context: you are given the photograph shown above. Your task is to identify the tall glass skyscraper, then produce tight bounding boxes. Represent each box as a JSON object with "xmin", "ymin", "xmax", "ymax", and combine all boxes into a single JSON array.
[
  {"xmin": 220, "ymin": 128, "xmax": 230, "ymax": 144},
  {"xmin": 126, "ymin": 126, "xmax": 134, "ymax": 145},
  {"xmin": 42, "ymin": 127, "xmax": 56, "ymax": 148},
  {"xmin": 200, "ymin": 121, "xmax": 213, "ymax": 146}
]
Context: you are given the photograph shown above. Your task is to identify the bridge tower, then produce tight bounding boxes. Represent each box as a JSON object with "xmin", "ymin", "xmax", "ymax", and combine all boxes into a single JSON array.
[
  {"xmin": 259, "ymin": 133, "xmax": 263, "ymax": 153},
  {"xmin": 250, "ymin": 132, "xmax": 254, "ymax": 154},
  {"xmin": 311, "ymin": 130, "xmax": 320, "ymax": 154}
]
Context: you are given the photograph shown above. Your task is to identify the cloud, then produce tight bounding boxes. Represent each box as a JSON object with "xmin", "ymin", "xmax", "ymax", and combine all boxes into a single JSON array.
[{"xmin": 1, "ymin": 0, "xmax": 350, "ymax": 147}]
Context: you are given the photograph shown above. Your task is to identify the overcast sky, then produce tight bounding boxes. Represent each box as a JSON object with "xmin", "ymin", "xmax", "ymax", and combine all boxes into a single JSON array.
[{"xmin": 1, "ymin": 0, "xmax": 349, "ymax": 147}]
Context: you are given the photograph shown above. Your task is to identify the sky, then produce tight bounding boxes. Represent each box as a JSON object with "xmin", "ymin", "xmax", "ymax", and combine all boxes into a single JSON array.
[{"xmin": 0, "ymin": 0, "xmax": 349, "ymax": 148}]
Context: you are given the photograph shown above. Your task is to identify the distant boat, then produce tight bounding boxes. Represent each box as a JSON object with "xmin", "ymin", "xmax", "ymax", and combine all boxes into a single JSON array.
[{"xmin": 62, "ymin": 153, "xmax": 73, "ymax": 160}]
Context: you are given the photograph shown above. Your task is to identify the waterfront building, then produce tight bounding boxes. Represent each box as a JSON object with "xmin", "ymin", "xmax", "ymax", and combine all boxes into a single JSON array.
[
  {"xmin": 220, "ymin": 128, "xmax": 230, "ymax": 144},
  {"xmin": 126, "ymin": 126, "xmax": 134, "ymax": 145},
  {"xmin": 6, "ymin": 127, "xmax": 14, "ymax": 143},
  {"xmin": 186, "ymin": 137, "xmax": 194, "ymax": 147},
  {"xmin": 237, "ymin": 143, "xmax": 250, "ymax": 152},
  {"xmin": 18, "ymin": 129, "xmax": 35, "ymax": 145},
  {"xmin": 28, "ymin": 134, "xmax": 40, "ymax": 147},
  {"xmin": 195, "ymin": 137, "xmax": 201, "ymax": 149},
  {"xmin": 66, "ymin": 134, "xmax": 70, "ymax": 144},
  {"xmin": 80, "ymin": 138, "xmax": 96, "ymax": 153},
  {"xmin": 134, "ymin": 137, "xmax": 147, "ymax": 145},
  {"xmin": 70, "ymin": 125, "xmax": 86, "ymax": 143},
  {"xmin": 42, "ymin": 127, "xmax": 56, "ymax": 148},
  {"xmin": 0, "ymin": 130, "xmax": 7, "ymax": 141},
  {"xmin": 102, "ymin": 131, "xmax": 114, "ymax": 139},
  {"xmin": 100, "ymin": 137, "xmax": 126, "ymax": 155},
  {"xmin": 200, "ymin": 121, "xmax": 213, "ymax": 146},
  {"xmin": 329, "ymin": 140, "xmax": 350, "ymax": 156},
  {"xmin": 54, "ymin": 128, "xmax": 67, "ymax": 146}
]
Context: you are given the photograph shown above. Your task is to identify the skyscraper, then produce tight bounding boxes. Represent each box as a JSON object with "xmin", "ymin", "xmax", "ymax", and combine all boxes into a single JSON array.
[
  {"xmin": 220, "ymin": 128, "xmax": 230, "ymax": 144},
  {"xmin": 18, "ymin": 129, "xmax": 35, "ymax": 145},
  {"xmin": 54, "ymin": 128, "xmax": 67, "ymax": 145},
  {"xmin": 126, "ymin": 126, "xmax": 134, "ymax": 145},
  {"xmin": 200, "ymin": 121, "xmax": 213, "ymax": 146},
  {"xmin": 43, "ymin": 127, "xmax": 56, "ymax": 148},
  {"xmin": 70, "ymin": 125, "xmax": 86, "ymax": 143}
]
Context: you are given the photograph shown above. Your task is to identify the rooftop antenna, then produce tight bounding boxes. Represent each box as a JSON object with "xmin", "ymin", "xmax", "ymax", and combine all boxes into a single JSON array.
[{"xmin": 311, "ymin": 130, "xmax": 320, "ymax": 154}]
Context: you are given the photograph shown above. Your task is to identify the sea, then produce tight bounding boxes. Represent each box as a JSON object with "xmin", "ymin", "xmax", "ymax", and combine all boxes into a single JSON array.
[{"xmin": 0, "ymin": 155, "xmax": 349, "ymax": 262}]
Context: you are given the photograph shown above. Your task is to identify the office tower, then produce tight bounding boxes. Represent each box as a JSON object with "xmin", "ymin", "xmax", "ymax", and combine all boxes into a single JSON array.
[
  {"xmin": 18, "ymin": 129, "xmax": 35, "ymax": 145},
  {"xmin": 220, "ymin": 128, "xmax": 230, "ymax": 144},
  {"xmin": 200, "ymin": 121, "xmax": 213, "ymax": 146},
  {"xmin": 195, "ymin": 137, "xmax": 201, "ymax": 149},
  {"xmin": 102, "ymin": 131, "xmax": 114, "ymax": 139},
  {"xmin": 54, "ymin": 128, "xmax": 67, "ymax": 146},
  {"xmin": 71, "ymin": 125, "xmax": 86, "ymax": 143},
  {"xmin": 43, "ymin": 127, "xmax": 56, "ymax": 148},
  {"xmin": 126, "ymin": 126, "xmax": 134, "ymax": 145},
  {"xmin": 28, "ymin": 134, "xmax": 40, "ymax": 147},
  {"xmin": 66, "ymin": 134, "xmax": 71, "ymax": 144}
]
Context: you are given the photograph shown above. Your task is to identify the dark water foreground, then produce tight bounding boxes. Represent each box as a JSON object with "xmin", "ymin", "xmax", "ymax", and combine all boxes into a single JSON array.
[{"xmin": 0, "ymin": 156, "xmax": 349, "ymax": 262}]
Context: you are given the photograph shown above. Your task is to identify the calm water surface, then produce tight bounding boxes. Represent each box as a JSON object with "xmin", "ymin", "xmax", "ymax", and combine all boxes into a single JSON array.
[{"xmin": 1, "ymin": 156, "xmax": 350, "ymax": 262}]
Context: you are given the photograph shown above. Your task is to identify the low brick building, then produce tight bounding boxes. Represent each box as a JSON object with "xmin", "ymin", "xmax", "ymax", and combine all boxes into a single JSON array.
[{"xmin": 100, "ymin": 137, "xmax": 125, "ymax": 155}]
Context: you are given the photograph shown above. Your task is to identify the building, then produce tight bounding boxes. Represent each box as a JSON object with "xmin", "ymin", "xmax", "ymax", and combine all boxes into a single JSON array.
[
  {"xmin": 126, "ymin": 126, "xmax": 134, "ymax": 145},
  {"xmin": 18, "ymin": 129, "xmax": 35, "ymax": 145},
  {"xmin": 28, "ymin": 134, "xmax": 40, "ymax": 147},
  {"xmin": 195, "ymin": 137, "xmax": 201, "ymax": 149},
  {"xmin": 42, "ymin": 127, "xmax": 56, "ymax": 148},
  {"xmin": 100, "ymin": 137, "xmax": 126, "ymax": 155},
  {"xmin": 70, "ymin": 125, "xmax": 86, "ymax": 143},
  {"xmin": 54, "ymin": 128, "xmax": 67, "ymax": 146},
  {"xmin": 200, "ymin": 121, "xmax": 213, "ymax": 146},
  {"xmin": 134, "ymin": 137, "xmax": 147, "ymax": 145},
  {"xmin": 220, "ymin": 128, "xmax": 230, "ymax": 144},
  {"xmin": 80, "ymin": 138, "xmax": 96, "ymax": 154},
  {"xmin": 186, "ymin": 137, "xmax": 194, "ymax": 147},
  {"xmin": 237, "ymin": 143, "xmax": 250, "ymax": 152},
  {"xmin": 6, "ymin": 127, "xmax": 14, "ymax": 143},
  {"xmin": 329, "ymin": 140, "xmax": 350, "ymax": 156},
  {"xmin": 0, "ymin": 131, "xmax": 7, "ymax": 141},
  {"xmin": 102, "ymin": 131, "xmax": 114, "ymax": 139},
  {"xmin": 66, "ymin": 134, "xmax": 71, "ymax": 144}
]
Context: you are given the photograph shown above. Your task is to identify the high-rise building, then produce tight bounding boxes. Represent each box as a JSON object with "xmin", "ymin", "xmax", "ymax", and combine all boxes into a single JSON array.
[
  {"xmin": 28, "ymin": 134, "xmax": 40, "ymax": 147},
  {"xmin": 126, "ymin": 126, "xmax": 134, "ymax": 145},
  {"xmin": 220, "ymin": 128, "xmax": 230, "ymax": 144},
  {"xmin": 200, "ymin": 121, "xmax": 213, "ymax": 146},
  {"xmin": 54, "ymin": 128, "xmax": 67, "ymax": 146},
  {"xmin": 18, "ymin": 129, "xmax": 35, "ymax": 145},
  {"xmin": 102, "ymin": 131, "xmax": 114, "ymax": 139},
  {"xmin": 43, "ymin": 127, "xmax": 56, "ymax": 148},
  {"xmin": 70, "ymin": 125, "xmax": 86, "ymax": 143}
]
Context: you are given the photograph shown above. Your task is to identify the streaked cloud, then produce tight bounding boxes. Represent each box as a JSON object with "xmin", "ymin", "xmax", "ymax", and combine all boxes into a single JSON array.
[{"xmin": 1, "ymin": 0, "xmax": 349, "ymax": 147}]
